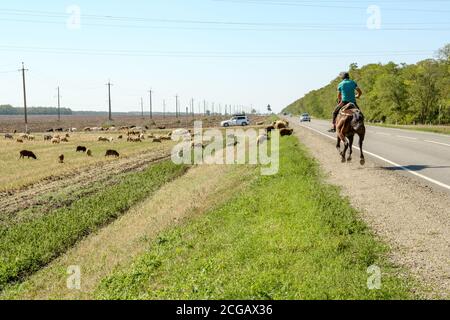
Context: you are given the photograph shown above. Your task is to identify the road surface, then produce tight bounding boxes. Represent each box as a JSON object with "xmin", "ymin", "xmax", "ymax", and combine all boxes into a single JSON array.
[{"xmin": 289, "ymin": 117, "xmax": 450, "ymax": 194}]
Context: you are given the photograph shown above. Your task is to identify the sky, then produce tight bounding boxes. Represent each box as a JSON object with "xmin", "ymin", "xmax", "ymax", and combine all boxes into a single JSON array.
[{"xmin": 0, "ymin": 0, "xmax": 449, "ymax": 114}]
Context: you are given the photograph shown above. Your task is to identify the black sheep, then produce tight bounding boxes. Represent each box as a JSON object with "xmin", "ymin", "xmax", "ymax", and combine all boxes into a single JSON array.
[{"xmin": 19, "ymin": 150, "xmax": 37, "ymax": 160}]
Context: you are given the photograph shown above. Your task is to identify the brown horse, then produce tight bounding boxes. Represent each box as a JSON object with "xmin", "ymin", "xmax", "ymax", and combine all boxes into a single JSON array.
[{"xmin": 335, "ymin": 103, "xmax": 366, "ymax": 165}]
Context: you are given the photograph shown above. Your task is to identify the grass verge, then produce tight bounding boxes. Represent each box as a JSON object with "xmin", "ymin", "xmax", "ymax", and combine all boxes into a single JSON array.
[
  {"xmin": 0, "ymin": 161, "xmax": 187, "ymax": 290},
  {"xmin": 367, "ymin": 123, "xmax": 449, "ymax": 135},
  {"xmin": 96, "ymin": 136, "xmax": 414, "ymax": 300}
]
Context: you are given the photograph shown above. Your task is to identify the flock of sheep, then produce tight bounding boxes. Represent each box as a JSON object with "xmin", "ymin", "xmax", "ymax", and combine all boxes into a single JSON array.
[
  {"xmin": 4, "ymin": 120, "xmax": 293, "ymax": 164},
  {"xmin": 3, "ymin": 126, "xmax": 159, "ymax": 164}
]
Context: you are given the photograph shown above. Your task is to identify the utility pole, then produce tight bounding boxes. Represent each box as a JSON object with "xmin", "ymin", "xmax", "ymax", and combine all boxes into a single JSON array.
[
  {"xmin": 203, "ymin": 100, "xmax": 206, "ymax": 116},
  {"xmin": 106, "ymin": 81, "xmax": 113, "ymax": 121},
  {"xmin": 57, "ymin": 86, "xmax": 61, "ymax": 122},
  {"xmin": 191, "ymin": 98, "xmax": 195, "ymax": 119},
  {"xmin": 20, "ymin": 62, "xmax": 29, "ymax": 131},
  {"xmin": 175, "ymin": 95, "xmax": 179, "ymax": 118},
  {"xmin": 148, "ymin": 89, "xmax": 153, "ymax": 119},
  {"xmin": 163, "ymin": 99, "xmax": 166, "ymax": 119}
]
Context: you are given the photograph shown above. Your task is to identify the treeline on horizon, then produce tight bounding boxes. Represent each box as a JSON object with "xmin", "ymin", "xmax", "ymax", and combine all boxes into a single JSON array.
[
  {"xmin": 0, "ymin": 104, "xmax": 72, "ymax": 116},
  {"xmin": 284, "ymin": 44, "xmax": 450, "ymax": 125}
]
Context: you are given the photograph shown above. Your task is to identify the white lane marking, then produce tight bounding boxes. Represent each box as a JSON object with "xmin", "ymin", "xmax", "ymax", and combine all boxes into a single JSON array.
[
  {"xmin": 397, "ymin": 135, "xmax": 418, "ymax": 141},
  {"xmin": 300, "ymin": 124, "xmax": 450, "ymax": 191},
  {"xmin": 424, "ymin": 140, "xmax": 450, "ymax": 148}
]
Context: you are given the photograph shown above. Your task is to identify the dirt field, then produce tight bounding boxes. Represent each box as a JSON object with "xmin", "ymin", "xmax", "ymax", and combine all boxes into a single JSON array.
[{"xmin": 0, "ymin": 114, "xmax": 269, "ymax": 133}]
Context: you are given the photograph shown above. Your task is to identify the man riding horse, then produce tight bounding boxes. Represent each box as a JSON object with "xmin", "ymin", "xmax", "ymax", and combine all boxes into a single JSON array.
[
  {"xmin": 330, "ymin": 72, "xmax": 366, "ymax": 165},
  {"xmin": 328, "ymin": 72, "xmax": 363, "ymax": 133}
]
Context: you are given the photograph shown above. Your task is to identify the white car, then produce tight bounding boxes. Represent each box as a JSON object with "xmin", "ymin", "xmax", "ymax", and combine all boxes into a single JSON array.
[
  {"xmin": 300, "ymin": 113, "xmax": 311, "ymax": 122},
  {"xmin": 221, "ymin": 115, "xmax": 250, "ymax": 127}
]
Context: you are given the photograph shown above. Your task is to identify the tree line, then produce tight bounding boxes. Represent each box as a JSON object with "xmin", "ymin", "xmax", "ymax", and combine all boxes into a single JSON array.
[
  {"xmin": 0, "ymin": 105, "xmax": 72, "ymax": 116},
  {"xmin": 284, "ymin": 44, "xmax": 450, "ymax": 125}
]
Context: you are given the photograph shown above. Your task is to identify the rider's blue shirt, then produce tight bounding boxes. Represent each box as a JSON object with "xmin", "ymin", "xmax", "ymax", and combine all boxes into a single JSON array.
[{"xmin": 338, "ymin": 79, "xmax": 358, "ymax": 103}]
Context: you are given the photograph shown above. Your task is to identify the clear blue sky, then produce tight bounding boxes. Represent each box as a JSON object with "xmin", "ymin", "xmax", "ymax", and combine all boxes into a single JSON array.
[{"xmin": 0, "ymin": 0, "xmax": 449, "ymax": 113}]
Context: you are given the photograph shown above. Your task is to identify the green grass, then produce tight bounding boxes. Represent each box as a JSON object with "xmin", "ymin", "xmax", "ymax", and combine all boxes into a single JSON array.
[
  {"xmin": 0, "ymin": 161, "xmax": 187, "ymax": 290},
  {"xmin": 96, "ymin": 137, "xmax": 414, "ymax": 300}
]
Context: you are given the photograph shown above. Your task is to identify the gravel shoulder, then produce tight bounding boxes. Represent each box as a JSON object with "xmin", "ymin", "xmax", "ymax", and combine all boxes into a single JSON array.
[{"xmin": 292, "ymin": 123, "xmax": 450, "ymax": 299}]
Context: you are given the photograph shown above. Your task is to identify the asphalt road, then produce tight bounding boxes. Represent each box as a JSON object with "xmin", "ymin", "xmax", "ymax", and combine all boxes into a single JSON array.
[{"xmin": 288, "ymin": 117, "xmax": 450, "ymax": 193}]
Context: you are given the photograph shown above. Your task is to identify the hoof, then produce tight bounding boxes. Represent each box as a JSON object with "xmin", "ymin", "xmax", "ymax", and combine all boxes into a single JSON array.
[
  {"xmin": 347, "ymin": 157, "xmax": 352, "ymax": 162},
  {"xmin": 341, "ymin": 157, "xmax": 346, "ymax": 163},
  {"xmin": 360, "ymin": 159, "xmax": 365, "ymax": 166}
]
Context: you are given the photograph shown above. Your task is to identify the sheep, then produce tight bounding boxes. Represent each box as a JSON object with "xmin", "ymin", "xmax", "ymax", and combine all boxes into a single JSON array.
[
  {"xmin": 46, "ymin": 128, "xmax": 54, "ymax": 133},
  {"xmin": 55, "ymin": 128, "xmax": 64, "ymax": 132},
  {"xmin": 152, "ymin": 138, "xmax": 162, "ymax": 143},
  {"xmin": 86, "ymin": 149, "xmax": 93, "ymax": 157},
  {"xmin": 265, "ymin": 125, "xmax": 275, "ymax": 134},
  {"xmin": 27, "ymin": 135, "xmax": 35, "ymax": 141},
  {"xmin": 273, "ymin": 120, "xmax": 288, "ymax": 130},
  {"xmin": 139, "ymin": 134, "xmax": 145, "ymax": 140},
  {"xmin": 98, "ymin": 137, "xmax": 110, "ymax": 142},
  {"xmin": 19, "ymin": 133, "xmax": 29, "ymax": 140},
  {"xmin": 84, "ymin": 127, "xmax": 92, "ymax": 132},
  {"xmin": 61, "ymin": 137, "xmax": 69, "ymax": 143},
  {"xmin": 118, "ymin": 135, "xmax": 123, "ymax": 140},
  {"xmin": 19, "ymin": 150, "xmax": 37, "ymax": 160},
  {"xmin": 65, "ymin": 133, "xmax": 70, "ymax": 138},
  {"xmin": 157, "ymin": 126, "xmax": 166, "ymax": 130},
  {"xmin": 51, "ymin": 138, "xmax": 61, "ymax": 144},
  {"xmin": 4, "ymin": 133, "xmax": 13, "ymax": 140},
  {"xmin": 16, "ymin": 139, "xmax": 24, "ymax": 143},
  {"xmin": 76, "ymin": 146, "xmax": 87, "ymax": 153},
  {"xmin": 127, "ymin": 136, "xmax": 142, "ymax": 143},
  {"xmin": 257, "ymin": 134, "xmax": 269, "ymax": 145},
  {"xmin": 44, "ymin": 135, "xmax": 53, "ymax": 141},
  {"xmin": 279, "ymin": 128, "xmax": 294, "ymax": 137},
  {"xmin": 105, "ymin": 149, "xmax": 120, "ymax": 158},
  {"xmin": 59, "ymin": 154, "xmax": 65, "ymax": 164}
]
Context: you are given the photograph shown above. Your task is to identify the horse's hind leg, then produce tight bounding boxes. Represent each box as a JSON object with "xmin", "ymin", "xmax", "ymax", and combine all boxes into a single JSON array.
[
  {"xmin": 359, "ymin": 132, "xmax": 366, "ymax": 165},
  {"xmin": 347, "ymin": 135, "xmax": 354, "ymax": 162},
  {"xmin": 336, "ymin": 137, "xmax": 341, "ymax": 152}
]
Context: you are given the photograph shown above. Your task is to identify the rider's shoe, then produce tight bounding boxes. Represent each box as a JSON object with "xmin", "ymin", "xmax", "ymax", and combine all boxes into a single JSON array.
[{"xmin": 328, "ymin": 128, "xmax": 336, "ymax": 133}]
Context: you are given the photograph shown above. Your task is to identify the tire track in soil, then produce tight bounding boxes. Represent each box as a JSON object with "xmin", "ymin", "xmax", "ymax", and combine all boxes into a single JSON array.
[{"xmin": 0, "ymin": 147, "xmax": 173, "ymax": 225}]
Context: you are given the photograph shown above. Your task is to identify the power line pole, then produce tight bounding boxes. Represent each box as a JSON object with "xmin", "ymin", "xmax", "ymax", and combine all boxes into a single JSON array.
[
  {"xmin": 203, "ymin": 100, "xmax": 206, "ymax": 116},
  {"xmin": 191, "ymin": 98, "xmax": 195, "ymax": 119},
  {"xmin": 175, "ymin": 95, "xmax": 179, "ymax": 118},
  {"xmin": 57, "ymin": 86, "xmax": 61, "ymax": 122},
  {"xmin": 163, "ymin": 99, "xmax": 166, "ymax": 119},
  {"xmin": 148, "ymin": 89, "xmax": 153, "ymax": 119},
  {"xmin": 20, "ymin": 62, "xmax": 29, "ymax": 131},
  {"xmin": 106, "ymin": 81, "xmax": 113, "ymax": 121}
]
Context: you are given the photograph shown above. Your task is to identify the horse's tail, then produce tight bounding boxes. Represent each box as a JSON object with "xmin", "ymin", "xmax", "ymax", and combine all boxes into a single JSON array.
[{"xmin": 351, "ymin": 110, "xmax": 365, "ymax": 131}]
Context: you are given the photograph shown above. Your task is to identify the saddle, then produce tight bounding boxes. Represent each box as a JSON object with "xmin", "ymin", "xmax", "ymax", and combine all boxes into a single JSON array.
[{"xmin": 339, "ymin": 103, "xmax": 359, "ymax": 116}]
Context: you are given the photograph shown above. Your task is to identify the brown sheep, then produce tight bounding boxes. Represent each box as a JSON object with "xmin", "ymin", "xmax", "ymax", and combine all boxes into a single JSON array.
[
  {"xmin": 44, "ymin": 135, "xmax": 53, "ymax": 141},
  {"xmin": 274, "ymin": 120, "xmax": 288, "ymax": 130},
  {"xmin": 86, "ymin": 149, "xmax": 93, "ymax": 157},
  {"xmin": 19, "ymin": 150, "xmax": 37, "ymax": 160},
  {"xmin": 105, "ymin": 149, "xmax": 120, "ymax": 158},
  {"xmin": 152, "ymin": 138, "xmax": 162, "ymax": 143},
  {"xmin": 4, "ymin": 134, "xmax": 13, "ymax": 140},
  {"xmin": 51, "ymin": 138, "xmax": 61, "ymax": 144},
  {"xmin": 16, "ymin": 139, "xmax": 24, "ymax": 143},
  {"xmin": 59, "ymin": 154, "xmax": 65, "ymax": 164},
  {"xmin": 61, "ymin": 137, "xmax": 69, "ymax": 143},
  {"xmin": 279, "ymin": 128, "xmax": 294, "ymax": 137}
]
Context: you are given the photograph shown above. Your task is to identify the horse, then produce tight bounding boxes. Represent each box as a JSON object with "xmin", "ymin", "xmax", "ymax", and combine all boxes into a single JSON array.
[{"xmin": 335, "ymin": 103, "xmax": 366, "ymax": 165}]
